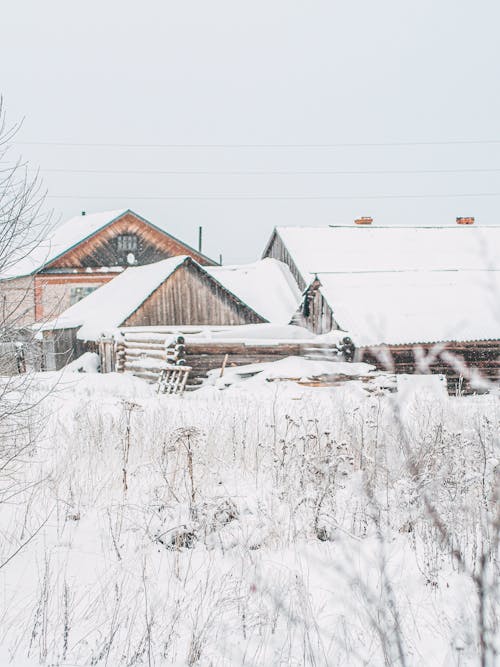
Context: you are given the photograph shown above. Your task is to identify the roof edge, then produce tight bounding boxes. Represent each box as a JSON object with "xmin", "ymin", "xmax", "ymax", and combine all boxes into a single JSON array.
[{"xmin": 125, "ymin": 209, "xmax": 218, "ymax": 266}]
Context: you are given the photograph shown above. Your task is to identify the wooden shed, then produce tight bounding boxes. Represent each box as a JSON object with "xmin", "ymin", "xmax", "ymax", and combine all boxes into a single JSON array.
[
  {"xmin": 264, "ymin": 223, "xmax": 500, "ymax": 391},
  {"xmin": 41, "ymin": 256, "xmax": 300, "ymax": 369}
]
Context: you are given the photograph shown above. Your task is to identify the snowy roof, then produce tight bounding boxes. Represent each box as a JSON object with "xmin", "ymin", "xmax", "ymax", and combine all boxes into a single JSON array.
[
  {"xmin": 1, "ymin": 207, "xmax": 215, "ymax": 279},
  {"xmin": 43, "ymin": 257, "xmax": 301, "ymax": 340},
  {"xmin": 43, "ymin": 256, "xmax": 188, "ymax": 338},
  {"xmin": 207, "ymin": 258, "xmax": 301, "ymax": 325},
  {"xmin": 268, "ymin": 225, "xmax": 500, "ymax": 345},
  {"xmin": 317, "ymin": 270, "xmax": 500, "ymax": 346},
  {"xmin": 2, "ymin": 209, "xmax": 128, "ymax": 279},
  {"xmin": 270, "ymin": 225, "xmax": 500, "ymax": 283}
]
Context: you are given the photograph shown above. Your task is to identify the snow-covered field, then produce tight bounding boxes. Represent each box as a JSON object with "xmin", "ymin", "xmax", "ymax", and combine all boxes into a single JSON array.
[{"xmin": 0, "ymin": 368, "xmax": 498, "ymax": 666}]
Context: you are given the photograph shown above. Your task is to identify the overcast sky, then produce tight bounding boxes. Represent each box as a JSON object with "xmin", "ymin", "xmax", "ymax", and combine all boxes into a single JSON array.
[{"xmin": 2, "ymin": 1, "xmax": 499, "ymax": 263}]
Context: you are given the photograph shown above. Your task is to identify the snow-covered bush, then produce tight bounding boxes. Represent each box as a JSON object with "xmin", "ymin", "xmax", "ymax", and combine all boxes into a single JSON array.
[{"xmin": 0, "ymin": 373, "xmax": 498, "ymax": 665}]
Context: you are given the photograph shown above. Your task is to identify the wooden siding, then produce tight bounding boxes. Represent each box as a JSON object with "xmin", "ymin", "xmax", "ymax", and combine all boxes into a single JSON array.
[
  {"xmin": 293, "ymin": 287, "xmax": 337, "ymax": 334},
  {"xmin": 263, "ymin": 230, "xmax": 306, "ymax": 290},
  {"xmin": 41, "ymin": 327, "xmax": 82, "ymax": 370},
  {"xmin": 44, "ymin": 212, "xmax": 214, "ymax": 270},
  {"xmin": 122, "ymin": 261, "xmax": 266, "ymax": 327}
]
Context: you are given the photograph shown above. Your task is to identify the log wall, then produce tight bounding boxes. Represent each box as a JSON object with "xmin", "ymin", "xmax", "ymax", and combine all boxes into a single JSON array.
[
  {"xmin": 117, "ymin": 331, "xmax": 343, "ymax": 387},
  {"xmin": 358, "ymin": 340, "xmax": 500, "ymax": 394}
]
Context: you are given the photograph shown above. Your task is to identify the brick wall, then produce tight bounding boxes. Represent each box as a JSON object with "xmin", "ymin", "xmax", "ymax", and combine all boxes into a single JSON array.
[
  {"xmin": 0, "ymin": 276, "xmax": 36, "ymax": 328},
  {"xmin": 34, "ymin": 273, "xmax": 117, "ymax": 321}
]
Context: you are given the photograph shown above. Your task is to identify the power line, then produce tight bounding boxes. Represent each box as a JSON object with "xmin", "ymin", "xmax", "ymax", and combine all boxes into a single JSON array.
[
  {"xmin": 16, "ymin": 139, "xmax": 500, "ymax": 149},
  {"xmin": 45, "ymin": 192, "xmax": 500, "ymax": 201},
  {"xmin": 36, "ymin": 167, "xmax": 500, "ymax": 176}
]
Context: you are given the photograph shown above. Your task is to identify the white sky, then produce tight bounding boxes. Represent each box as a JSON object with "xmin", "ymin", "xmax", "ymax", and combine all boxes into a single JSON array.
[{"xmin": 2, "ymin": 0, "xmax": 500, "ymax": 263}]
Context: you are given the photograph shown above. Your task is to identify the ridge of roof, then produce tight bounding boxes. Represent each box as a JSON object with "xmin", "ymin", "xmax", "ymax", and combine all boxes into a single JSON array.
[
  {"xmin": 275, "ymin": 224, "xmax": 500, "ymax": 230},
  {"xmin": 268, "ymin": 225, "xmax": 500, "ymax": 285}
]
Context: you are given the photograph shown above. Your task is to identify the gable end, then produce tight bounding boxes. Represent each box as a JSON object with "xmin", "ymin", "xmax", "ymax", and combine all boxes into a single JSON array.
[
  {"xmin": 122, "ymin": 258, "xmax": 267, "ymax": 327},
  {"xmin": 43, "ymin": 211, "xmax": 216, "ymax": 271}
]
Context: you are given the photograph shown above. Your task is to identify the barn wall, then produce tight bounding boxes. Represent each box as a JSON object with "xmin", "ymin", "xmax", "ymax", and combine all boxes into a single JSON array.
[
  {"xmin": 0, "ymin": 276, "xmax": 36, "ymax": 328},
  {"xmin": 293, "ymin": 289, "xmax": 336, "ymax": 334},
  {"xmin": 123, "ymin": 263, "xmax": 265, "ymax": 327},
  {"xmin": 34, "ymin": 273, "xmax": 118, "ymax": 321},
  {"xmin": 45, "ymin": 212, "xmax": 214, "ymax": 270},
  {"xmin": 263, "ymin": 232, "xmax": 305, "ymax": 291},
  {"xmin": 358, "ymin": 341, "xmax": 500, "ymax": 394},
  {"xmin": 42, "ymin": 327, "xmax": 80, "ymax": 370}
]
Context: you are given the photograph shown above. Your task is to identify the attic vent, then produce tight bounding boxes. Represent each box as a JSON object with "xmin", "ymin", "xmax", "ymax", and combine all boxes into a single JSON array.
[
  {"xmin": 354, "ymin": 216, "xmax": 373, "ymax": 225},
  {"xmin": 117, "ymin": 234, "xmax": 138, "ymax": 252},
  {"xmin": 456, "ymin": 216, "xmax": 475, "ymax": 225}
]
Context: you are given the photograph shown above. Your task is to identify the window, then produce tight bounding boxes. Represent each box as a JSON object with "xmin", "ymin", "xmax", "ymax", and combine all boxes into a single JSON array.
[
  {"xmin": 70, "ymin": 286, "xmax": 96, "ymax": 305},
  {"xmin": 116, "ymin": 234, "xmax": 138, "ymax": 252}
]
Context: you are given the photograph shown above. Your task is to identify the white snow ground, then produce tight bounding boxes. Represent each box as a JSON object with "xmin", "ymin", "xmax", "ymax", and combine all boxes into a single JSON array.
[{"xmin": 0, "ymin": 367, "xmax": 498, "ymax": 666}]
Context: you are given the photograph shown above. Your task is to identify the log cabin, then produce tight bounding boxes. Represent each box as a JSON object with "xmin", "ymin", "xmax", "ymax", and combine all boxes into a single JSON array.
[
  {"xmin": 0, "ymin": 208, "xmax": 216, "ymax": 328},
  {"xmin": 41, "ymin": 256, "xmax": 301, "ymax": 369},
  {"xmin": 263, "ymin": 218, "xmax": 500, "ymax": 391}
]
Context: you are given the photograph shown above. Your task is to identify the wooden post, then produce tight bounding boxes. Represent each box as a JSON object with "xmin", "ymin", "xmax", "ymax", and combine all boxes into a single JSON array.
[
  {"xmin": 99, "ymin": 335, "xmax": 116, "ymax": 374},
  {"xmin": 220, "ymin": 353, "xmax": 229, "ymax": 378}
]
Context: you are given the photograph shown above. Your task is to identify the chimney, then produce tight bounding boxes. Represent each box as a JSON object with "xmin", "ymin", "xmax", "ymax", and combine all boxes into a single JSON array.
[
  {"xmin": 354, "ymin": 216, "xmax": 373, "ymax": 225},
  {"xmin": 456, "ymin": 216, "xmax": 474, "ymax": 225}
]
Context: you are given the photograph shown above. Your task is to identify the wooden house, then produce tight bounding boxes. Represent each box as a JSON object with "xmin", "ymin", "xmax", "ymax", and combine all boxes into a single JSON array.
[
  {"xmin": 41, "ymin": 256, "xmax": 300, "ymax": 369},
  {"xmin": 263, "ymin": 221, "xmax": 500, "ymax": 391},
  {"xmin": 0, "ymin": 208, "xmax": 216, "ymax": 327}
]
